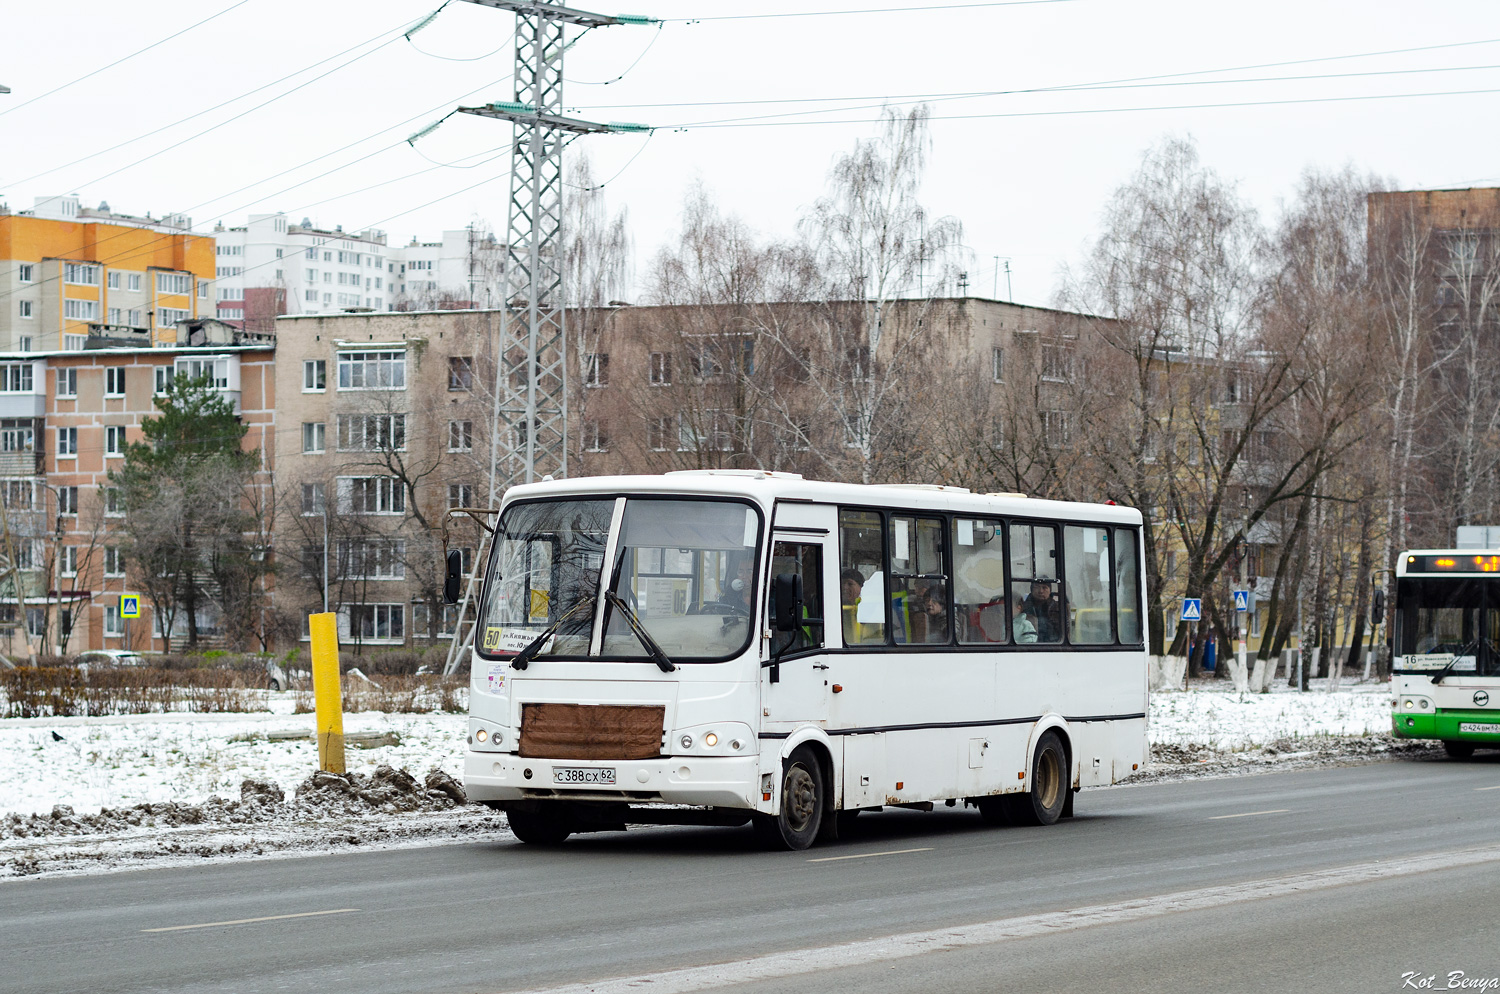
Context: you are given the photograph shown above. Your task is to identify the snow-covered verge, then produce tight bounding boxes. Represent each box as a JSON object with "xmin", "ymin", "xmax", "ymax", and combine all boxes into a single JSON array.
[{"xmin": 0, "ymin": 680, "xmax": 1430, "ymax": 879}]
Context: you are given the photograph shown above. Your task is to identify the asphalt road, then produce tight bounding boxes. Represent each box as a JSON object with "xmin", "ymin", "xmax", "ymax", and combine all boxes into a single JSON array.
[{"xmin": 2, "ymin": 754, "xmax": 1497, "ymax": 994}]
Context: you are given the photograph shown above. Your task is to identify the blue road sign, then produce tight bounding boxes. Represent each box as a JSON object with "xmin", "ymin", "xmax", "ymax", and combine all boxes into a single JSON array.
[
  {"xmin": 120, "ymin": 595, "xmax": 141, "ymax": 619},
  {"xmin": 1181, "ymin": 598, "xmax": 1202, "ymax": 622},
  {"xmin": 1233, "ymin": 590, "xmax": 1250, "ymax": 612}
]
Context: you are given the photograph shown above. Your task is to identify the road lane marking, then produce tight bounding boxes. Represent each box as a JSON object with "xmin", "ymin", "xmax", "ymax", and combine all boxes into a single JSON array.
[
  {"xmin": 494, "ymin": 845, "xmax": 1500, "ymax": 994},
  {"xmin": 1475, "ymin": 785, "xmax": 1500, "ymax": 791},
  {"xmin": 807, "ymin": 847, "xmax": 933, "ymax": 863},
  {"xmin": 1207, "ymin": 808, "xmax": 1290, "ymax": 820},
  {"xmin": 141, "ymin": 909, "xmax": 359, "ymax": 933}
]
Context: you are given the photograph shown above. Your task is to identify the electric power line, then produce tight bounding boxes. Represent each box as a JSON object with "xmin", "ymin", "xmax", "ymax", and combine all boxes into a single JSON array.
[
  {"xmin": 0, "ymin": 0, "xmax": 254, "ymax": 119},
  {"xmin": 669, "ymin": 0, "xmax": 1084, "ymax": 21}
]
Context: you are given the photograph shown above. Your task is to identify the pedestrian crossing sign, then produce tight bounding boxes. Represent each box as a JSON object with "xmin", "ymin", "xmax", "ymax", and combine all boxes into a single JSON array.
[
  {"xmin": 120, "ymin": 595, "xmax": 141, "ymax": 619},
  {"xmin": 1181, "ymin": 598, "xmax": 1202, "ymax": 622},
  {"xmin": 1233, "ymin": 590, "xmax": 1250, "ymax": 612}
]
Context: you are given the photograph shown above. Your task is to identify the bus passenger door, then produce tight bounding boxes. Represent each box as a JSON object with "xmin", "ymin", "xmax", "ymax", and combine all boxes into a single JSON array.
[{"xmin": 763, "ymin": 512, "xmax": 836, "ymax": 724}]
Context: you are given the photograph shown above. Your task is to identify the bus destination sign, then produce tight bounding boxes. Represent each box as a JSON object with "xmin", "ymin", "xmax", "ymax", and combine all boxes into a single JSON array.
[{"xmin": 1407, "ymin": 554, "xmax": 1500, "ymax": 574}]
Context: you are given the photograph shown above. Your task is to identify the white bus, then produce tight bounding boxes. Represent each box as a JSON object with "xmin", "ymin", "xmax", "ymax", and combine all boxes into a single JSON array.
[
  {"xmin": 450, "ymin": 471, "xmax": 1148, "ymax": 850},
  {"xmin": 1392, "ymin": 549, "xmax": 1500, "ymax": 757}
]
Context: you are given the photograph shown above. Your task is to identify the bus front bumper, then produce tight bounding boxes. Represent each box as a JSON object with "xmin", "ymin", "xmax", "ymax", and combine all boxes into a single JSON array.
[
  {"xmin": 464, "ymin": 752, "xmax": 761, "ymax": 810},
  {"xmin": 1393, "ymin": 709, "xmax": 1500, "ymax": 741}
]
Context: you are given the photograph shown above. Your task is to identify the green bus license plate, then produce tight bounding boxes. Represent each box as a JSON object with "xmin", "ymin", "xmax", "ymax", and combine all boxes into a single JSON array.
[
  {"xmin": 554, "ymin": 767, "xmax": 616, "ymax": 785},
  {"xmin": 1458, "ymin": 723, "xmax": 1498, "ymax": 735}
]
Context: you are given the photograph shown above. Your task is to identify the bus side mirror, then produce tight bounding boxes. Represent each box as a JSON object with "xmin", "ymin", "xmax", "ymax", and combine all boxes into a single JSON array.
[
  {"xmin": 443, "ymin": 550, "xmax": 463, "ymax": 604},
  {"xmin": 772, "ymin": 573, "xmax": 803, "ymax": 632},
  {"xmin": 1371, "ymin": 588, "xmax": 1385, "ymax": 625}
]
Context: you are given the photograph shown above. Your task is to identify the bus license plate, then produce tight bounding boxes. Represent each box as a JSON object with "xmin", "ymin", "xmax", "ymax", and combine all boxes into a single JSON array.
[
  {"xmin": 554, "ymin": 767, "xmax": 616, "ymax": 785},
  {"xmin": 1458, "ymin": 723, "xmax": 1497, "ymax": 735}
]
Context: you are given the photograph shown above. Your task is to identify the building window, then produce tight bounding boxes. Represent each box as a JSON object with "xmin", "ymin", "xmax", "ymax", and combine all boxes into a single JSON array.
[
  {"xmin": 0, "ymin": 364, "xmax": 33, "ymax": 392},
  {"xmin": 108, "ymin": 271, "xmax": 122, "ymax": 289},
  {"xmin": 1, "ymin": 479, "xmax": 36, "ymax": 510},
  {"xmin": 17, "ymin": 264, "xmax": 33, "ymax": 283},
  {"xmin": 448, "ymin": 420, "xmax": 473, "ymax": 452},
  {"xmin": 17, "ymin": 337, "xmax": 31, "ymax": 352},
  {"xmin": 583, "ymin": 352, "xmax": 609, "ymax": 388},
  {"xmin": 217, "ymin": 287, "xmax": 244, "ymax": 302},
  {"xmin": 336, "ymin": 414, "xmax": 405, "ymax": 452},
  {"xmin": 305, "ymin": 289, "xmax": 318, "ymax": 302},
  {"xmin": 448, "ymin": 356, "xmax": 474, "ymax": 391},
  {"xmin": 448, "ymin": 483, "xmax": 476, "ymax": 509},
  {"xmin": 346, "ymin": 604, "xmax": 404, "ymax": 642},
  {"xmin": 338, "ymin": 476, "xmax": 405, "ymax": 515},
  {"xmin": 127, "ymin": 309, "xmax": 142, "ymax": 326},
  {"xmin": 104, "ymin": 605, "xmax": 124, "ymax": 637},
  {"xmin": 63, "ymin": 299, "xmax": 100, "ymax": 322},
  {"xmin": 17, "ymin": 301, "xmax": 32, "ymax": 319},
  {"xmin": 337, "ymin": 539, "xmax": 406, "ymax": 580},
  {"xmin": 56, "ymin": 427, "xmax": 78, "ymax": 458},
  {"xmin": 104, "ymin": 546, "xmax": 126, "ymax": 577},
  {"xmin": 157, "ymin": 307, "xmax": 188, "ymax": 328},
  {"xmin": 60, "ymin": 546, "xmax": 79, "ymax": 577},
  {"xmin": 1, "ymin": 419, "xmax": 35, "ymax": 453},
  {"xmin": 337, "ymin": 351, "xmax": 405, "ymax": 390},
  {"xmin": 679, "ymin": 410, "xmax": 733, "ymax": 452},
  {"xmin": 128, "ymin": 274, "xmax": 141, "ymax": 292},
  {"xmin": 105, "ymin": 425, "xmax": 126, "ymax": 456},
  {"xmin": 104, "ymin": 487, "xmax": 123, "ymax": 515},
  {"xmin": 991, "ymin": 346, "xmax": 1004, "ymax": 383},
  {"xmin": 64, "ymin": 335, "xmax": 87, "ymax": 350},
  {"xmin": 156, "ymin": 272, "xmax": 193, "ymax": 295},
  {"xmin": 175, "ymin": 357, "xmax": 229, "ymax": 389},
  {"xmin": 64, "ymin": 263, "xmax": 100, "ymax": 286},
  {"xmin": 1041, "ymin": 344, "xmax": 1070, "ymax": 383},
  {"xmin": 302, "ymin": 422, "xmax": 326, "ymax": 454},
  {"xmin": 582, "ymin": 420, "xmax": 609, "ymax": 453},
  {"xmin": 105, "ymin": 367, "xmax": 126, "ymax": 397},
  {"xmin": 649, "ymin": 351, "xmax": 672, "ymax": 386},
  {"xmin": 58, "ymin": 486, "xmax": 79, "ymax": 515},
  {"xmin": 647, "ymin": 416, "xmax": 670, "ymax": 453},
  {"xmin": 1041, "ymin": 410, "xmax": 1072, "ymax": 447},
  {"xmin": 154, "ymin": 366, "xmax": 172, "ymax": 395},
  {"xmin": 302, "ymin": 482, "xmax": 325, "ymax": 516}
]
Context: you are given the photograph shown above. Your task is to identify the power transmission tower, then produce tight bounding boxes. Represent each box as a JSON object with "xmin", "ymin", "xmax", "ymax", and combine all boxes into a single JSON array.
[{"xmin": 443, "ymin": 0, "xmax": 651, "ymax": 673}]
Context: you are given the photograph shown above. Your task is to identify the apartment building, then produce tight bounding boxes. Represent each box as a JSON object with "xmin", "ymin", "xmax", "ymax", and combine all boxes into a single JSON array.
[
  {"xmin": 0, "ymin": 196, "xmax": 213, "ymax": 352},
  {"xmin": 272, "ymin": 309, "xmax": 495, "ymax": 648},
  {"xmin": 393, "ymin": 228, "xmax": 504, "ymax": 310},
  {"xmin": 0, "ymin": 340, "xmax": 274, "ymax": 659}
]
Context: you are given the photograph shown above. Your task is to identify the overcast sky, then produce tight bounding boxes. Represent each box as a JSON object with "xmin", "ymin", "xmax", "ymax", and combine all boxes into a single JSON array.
[{"xmin": 3, "ymin": 0, "xmax": 1499, "ymax": 305}]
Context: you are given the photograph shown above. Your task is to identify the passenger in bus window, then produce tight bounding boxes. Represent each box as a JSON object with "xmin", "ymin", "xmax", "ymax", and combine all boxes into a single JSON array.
[
  {"xmin": 1012, "ymin": 598, "xmax": 1038, "ymax": 643},
  {"xmin": 841, "ymin": 568, "xmax": 882, "ymax": 645},
  {"xmin": 916, "ymin": 582, "xmax": 949, "ymax": 643},
  {"xmin": 1022, "ymin": 578, "xmax": 1062, "ymax": 643}
]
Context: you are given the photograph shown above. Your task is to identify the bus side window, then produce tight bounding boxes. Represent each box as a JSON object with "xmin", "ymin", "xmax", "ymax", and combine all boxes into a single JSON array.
[
  {"xmin": 839, "ymin": 509, "xmax": 887, "ymax": 646},
  {"xmin": 890, "ymin": 516, "xmax": 949, "ymax": 645},
  {"xmin": 1115, "ymin": 528, "xmax": 1142, "ymax": 644},
  {"xmin": 769, "ymin": 541, "xmax": 825, "ymax": 655},
  {"xmin": 1064, "ymin": 525, "xmax": 1113, "ymax": 644},
  {"xmin": 1010, "ymin": 522, "xmax": 1063, "ymax": 644},
  {"xmin": 954, "ymin": 518, "xmax": 1008, "ymax": 644}
]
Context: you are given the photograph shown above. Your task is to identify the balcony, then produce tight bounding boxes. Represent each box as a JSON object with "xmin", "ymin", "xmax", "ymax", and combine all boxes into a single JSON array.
[{"xmin": 0, "ymin": 450, "xmax": 42, "ymax": 476}]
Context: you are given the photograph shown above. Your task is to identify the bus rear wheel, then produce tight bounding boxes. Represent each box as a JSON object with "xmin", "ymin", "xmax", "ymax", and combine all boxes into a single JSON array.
[
  {"xmin": 506, "ymin": 807, "xmax": 574, "ymax": 845},
  {"xmin": 1444, "ymin": 741, "xmax": 1476, "ymax": 759},
  {"xmin": 1005, "ymin": 730, "xmax": 1069, "ymax": 827},
  {"xmin": 754, "ymin": 747, "xmax": 824, "ymax": 851}
]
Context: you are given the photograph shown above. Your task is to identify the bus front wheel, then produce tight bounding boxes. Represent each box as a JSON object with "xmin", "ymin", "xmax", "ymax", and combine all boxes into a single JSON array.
[
  {"xmin": 1444, "ymin": 741, "xmax": 1476, "ymax": 759},
  {"xmin": 1004, "ymin": 730, "xmax": 1069, "ymax": 827},
  {"xmin": 754, "ymin": 747, "xmax": 824, "ymax": 851},
  {"xmin": 506, "ymin": 807, "xmax": 574, "ymax": 845}
]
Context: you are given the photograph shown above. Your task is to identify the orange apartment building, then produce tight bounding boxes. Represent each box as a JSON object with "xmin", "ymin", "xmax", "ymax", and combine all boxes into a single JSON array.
[{"xmin": 0, "ymin": 196, "xmax": 214, "ymax": 353}]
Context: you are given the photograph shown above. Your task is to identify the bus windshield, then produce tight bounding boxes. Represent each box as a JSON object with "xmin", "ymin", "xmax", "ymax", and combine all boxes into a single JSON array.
[
  {"xmin": 1395, "ymin": 577, "xmax": 1500, "ymax": 675},
  {"xmin": 477, "ymin": 497, "xmax": 762, "ymax": 662}
]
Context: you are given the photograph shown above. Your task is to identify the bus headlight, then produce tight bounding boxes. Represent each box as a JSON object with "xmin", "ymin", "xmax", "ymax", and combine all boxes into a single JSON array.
[
  {"xmin": 704, "ymin": 732, "xmax": 718, "ymax": 747},
  {"xmin": 680, "ymin": 734, "xmax": 694, "ymax": 749},
  {"xmin": 476, "ymin": 728, "xmax": 488, "ymax": 743},
  {"xmin": 1403, "ymin": 700, "xmax": 1414, "ymax": 710}
]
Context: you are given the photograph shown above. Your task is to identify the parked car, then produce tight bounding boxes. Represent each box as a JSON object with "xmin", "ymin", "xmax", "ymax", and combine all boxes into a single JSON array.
[
  {"xmin": 265, "ymin": 657, "xmax": 290, "ymax": 692},
  {"xmin": 71, "ymin": 650, "xmax": 150, "ymax": 669}
]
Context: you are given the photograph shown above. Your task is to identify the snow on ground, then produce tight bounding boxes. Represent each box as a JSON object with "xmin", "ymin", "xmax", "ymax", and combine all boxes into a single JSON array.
[{"xmin": 0, "ymin": 678, "xmax": 1415, "ymax": 879}]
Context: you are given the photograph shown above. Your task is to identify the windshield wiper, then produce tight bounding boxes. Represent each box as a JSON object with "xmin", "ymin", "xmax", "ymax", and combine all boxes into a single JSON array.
[
  {"xmin": 604, "ymin": 590, "xmax": 676, "ymax": 673},
  {"xmin": 1431, "ymin": 637, "xmax": 1485, "ymax": 684},
  {"xmin": 511, "ymin": 596, "xmax": 595, "ymax": 670}
]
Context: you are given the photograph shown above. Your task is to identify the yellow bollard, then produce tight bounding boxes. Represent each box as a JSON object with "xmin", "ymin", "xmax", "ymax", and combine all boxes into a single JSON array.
[{"xmin": 309, "ymin": 612, "xmax": 345, "ymax": 774}]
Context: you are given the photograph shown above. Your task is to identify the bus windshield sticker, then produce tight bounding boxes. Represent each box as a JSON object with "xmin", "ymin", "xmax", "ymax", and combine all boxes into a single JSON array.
[
  {"xmin": 485, "ymin": 664, "xmax": 507, "ymax": 694},
  {"xmin": 957, "ymin": 519, "xmax": 974, "ymax": 546},
  {"xmin": 893, "ymin": 519, "xmax": 909, "ymax": 561},
  {"xmin": 742, "ymin": 507, "xmax": 757, "ymax": 547}
]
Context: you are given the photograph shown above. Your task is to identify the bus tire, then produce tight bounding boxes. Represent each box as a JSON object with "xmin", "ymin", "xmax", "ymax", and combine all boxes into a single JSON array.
[
  {"xmin": 754, "ymin": 747, "xmax": 824, "ymax": 851},
  {"xmin": 1008, "ymin": 730, "xmax": 1069, "ymax": 827},
  {"xmin": 1444, "ymin": 740, "xmax": 1476, "ymax": 759},
  {"xmin": 506, "ymin": 808, "xmax": 573, "ymax": 845}
]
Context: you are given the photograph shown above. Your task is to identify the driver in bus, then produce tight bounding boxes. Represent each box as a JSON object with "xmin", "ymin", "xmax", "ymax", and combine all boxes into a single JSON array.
[
  {"xmin": 1023, "ymin": 578, "xmax": 1062, "ymax": 643},
  {"xmin": 715, "ymin": 556, "xmax": 755, "ymax": 613}
]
